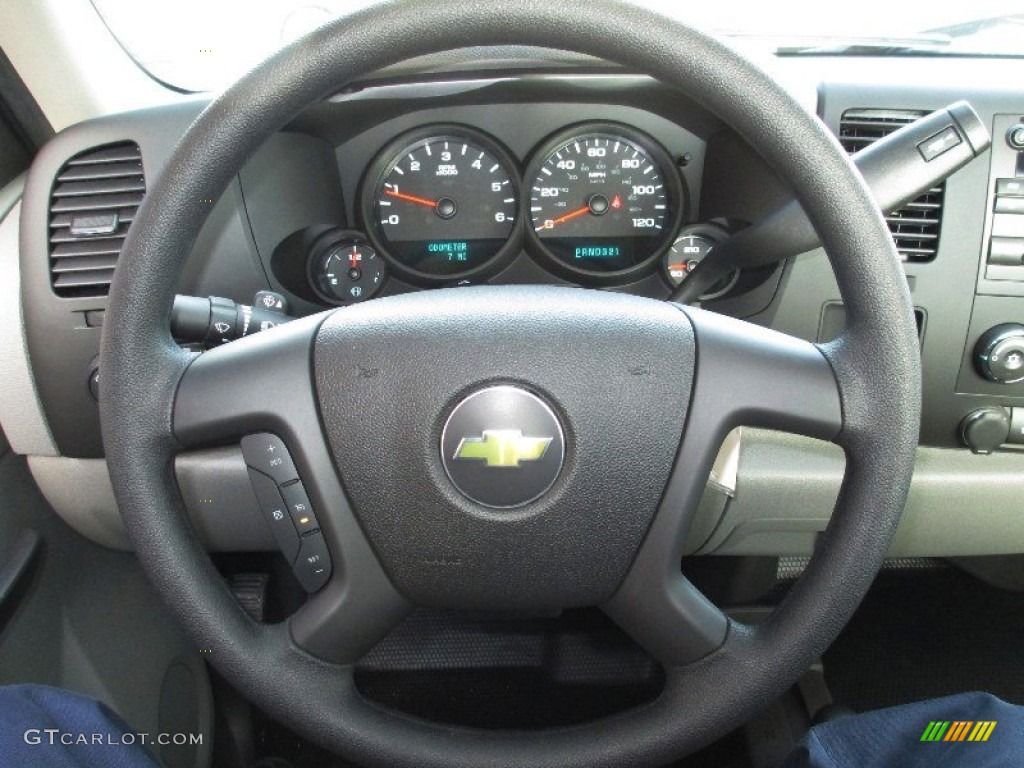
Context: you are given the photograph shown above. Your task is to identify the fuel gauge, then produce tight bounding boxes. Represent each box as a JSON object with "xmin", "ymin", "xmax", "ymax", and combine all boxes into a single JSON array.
[{"xmin": 312, "ymin": 234, "xmax": 387, "ymax": 305}]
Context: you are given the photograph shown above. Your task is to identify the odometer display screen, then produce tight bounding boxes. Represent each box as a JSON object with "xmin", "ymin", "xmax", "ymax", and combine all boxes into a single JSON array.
[
  {"xmin": 526, "ymin": 127, "xmax": 680, "ymax": 275},
  {"xmin": 364, "ymin": 129, "xmax": 519, "ymax": 280}
]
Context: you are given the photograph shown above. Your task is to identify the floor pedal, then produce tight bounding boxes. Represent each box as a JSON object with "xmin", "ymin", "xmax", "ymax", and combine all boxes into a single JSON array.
[{"xmin": 229, "ymin": 573, "xmax": 269, "ymax": 623}]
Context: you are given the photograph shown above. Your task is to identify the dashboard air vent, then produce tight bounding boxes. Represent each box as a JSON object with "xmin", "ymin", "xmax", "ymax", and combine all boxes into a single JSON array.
[
  {"xmin": 48, "ymin": 142, "xmax": 145, "ymax": 297},
  {"xmin": 838, "ymin": 109, "xmax": 943, "ymax": 263}
]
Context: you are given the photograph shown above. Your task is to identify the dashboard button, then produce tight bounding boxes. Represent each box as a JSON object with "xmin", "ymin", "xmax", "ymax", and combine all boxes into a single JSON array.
[
  {"xmin": 989, "ymin": 237, "xmax": 1024, "ymax": 266},
  {"xmin": 992, "ymin": 215, "xmax": 1024, "ymax": 240},
  {"xmin": 995, "ymin": 197, "xmax": 1024, "ymax": 215},
  {"xmin": 986, "ymin": 336, "xmax": 1024, "ymax": 383},
  {"xmin": 996, "ymin": 178, "xmax": 1024, "ymax": 197},
  {"xmin": 1009, "ymin": 408, "xmax": 1024, "ymax": 445},
  {"xmin": 293, "ymin": 532, "xmax": 332, "ymax": 593},
  {"xmin": 247, "ymin": 468, "xmax": 300, "ymax": 564},
  {"xmin": 280, "ymin": 481, "xmax": 320, "ymax": 535},
  {"xmin": 240, "ymin": 433, "xmax": 299, "ymax": 486},
  {"xmin": 975, "ymin": 324, "xmax": 1024, "ymax": 384},
  {"xmin": 1007, "ymin": 124, "xmax": 1024, "ymax": 152},
  {"xmin": 959, "ymin": 408, "xmax": 1010, "ymax": 454}
]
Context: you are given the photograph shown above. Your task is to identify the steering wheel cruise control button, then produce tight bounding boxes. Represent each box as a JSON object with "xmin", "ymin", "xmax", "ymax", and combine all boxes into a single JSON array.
[
  {"xmin": 247, "ymin": 468, "xmax": 301, "ymax": 563},
  {"xmin": 280, "ymin": 481, "xmax": 320, "ymax": 535},
  {"xmin": 240, "ymin": 433, "xmax": 299, "ymax": 486},
  {"xmin": 241, "ymin": 433, "xmax": 331, "ymax": 587},
  {"xmin": 293, "ymin": 532, "xmax": 332, "ymax": 593},
  {"xmin": 441, "ymin": 386, "xmax": 565, "ymax": 509}
]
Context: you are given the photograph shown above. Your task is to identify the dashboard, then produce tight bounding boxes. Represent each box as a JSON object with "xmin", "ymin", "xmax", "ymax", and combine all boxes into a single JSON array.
[
  {"xmin": 260, "ymin": 79, "xmax": 779, "ymax": 314},
  {"xmin": 6, "ymin": 51, "xmax": 1024, "ymax": 559}
]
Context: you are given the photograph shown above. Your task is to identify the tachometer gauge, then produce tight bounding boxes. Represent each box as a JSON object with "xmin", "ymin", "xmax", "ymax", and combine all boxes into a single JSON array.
[
  {"xmin": 361, "ymin": 126, "xmax": 521, "ymax": 282},
  {"xmin": 525, "ymin": 124, "xmax": 684, "ymax": 282}
]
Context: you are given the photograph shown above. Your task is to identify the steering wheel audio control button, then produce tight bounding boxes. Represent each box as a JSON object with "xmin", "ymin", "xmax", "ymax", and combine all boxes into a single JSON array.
[
  {"xmin": 241, "ymin": 433, "xmax": 299, "ymax": 486},
  {"xmin": 280, "ymin": 481, "xmax": 320, "ymax": 535},
  {"xmin": 293, "ymin": 532, "xmax": 332, "ymax": 593},
  {"xmin": 247, "ymin": 468, "xmax": 301, "ymax": 563}
]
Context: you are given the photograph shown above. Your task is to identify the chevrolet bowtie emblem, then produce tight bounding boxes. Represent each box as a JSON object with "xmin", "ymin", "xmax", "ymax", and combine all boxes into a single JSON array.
[{"xmin": 453, "ymin": 430, "xmax": 553, "ymax": 468}]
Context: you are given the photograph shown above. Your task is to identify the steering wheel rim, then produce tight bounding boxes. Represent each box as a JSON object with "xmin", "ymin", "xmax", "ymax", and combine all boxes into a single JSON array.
[{"xmin": 99, "ymin": 0, "xmax": 921, "ymax": 765}]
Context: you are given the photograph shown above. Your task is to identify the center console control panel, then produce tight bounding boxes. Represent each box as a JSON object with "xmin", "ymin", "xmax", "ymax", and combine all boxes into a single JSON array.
[
  {"xmin": 977, "ymin": 115, "xmax": 1024, "ymax": 290},
  {"xmin": 952, "ymin": 117, "xmax": 1024, "ymax": 452}
]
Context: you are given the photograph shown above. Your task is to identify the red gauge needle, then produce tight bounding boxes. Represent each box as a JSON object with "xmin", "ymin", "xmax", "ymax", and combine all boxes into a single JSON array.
[
  {"xmin": 384, "ymin": 189, "xmax": 437, "ymax": 208},
  {"xmin": 547, "ymin": 205, "xmax": 591, "ymax": 227}
]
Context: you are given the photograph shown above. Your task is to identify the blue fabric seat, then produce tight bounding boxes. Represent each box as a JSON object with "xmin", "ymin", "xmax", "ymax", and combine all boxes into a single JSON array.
[
  {"xmin": 784, "ymin": 691, "xmax": 1024, "ymax": 768},
  {"xmin": 0, "ymin": 685, "xmax": 160, "ymax": 767}
]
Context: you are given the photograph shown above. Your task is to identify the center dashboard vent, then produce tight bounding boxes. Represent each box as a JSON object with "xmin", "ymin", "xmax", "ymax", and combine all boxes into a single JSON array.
[
  {"xmin": 838, "ymin": 109, "xmax": 944, "ymax": 263},
  {"xmin": 48, "ymin": 141, "xmax": 145, "ymax": 297}
]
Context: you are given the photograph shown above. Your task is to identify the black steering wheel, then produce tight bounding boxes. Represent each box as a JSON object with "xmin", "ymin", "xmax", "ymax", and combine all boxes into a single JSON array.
[{"xmin": 99, "ymin": 0, "xmax": 921, "ymax": 765}]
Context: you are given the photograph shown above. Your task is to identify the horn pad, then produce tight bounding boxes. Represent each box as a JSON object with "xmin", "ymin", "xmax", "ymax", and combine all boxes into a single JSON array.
[{"xmin": 314, "ymin": 286, "xmax": 695, "ymax": 612}]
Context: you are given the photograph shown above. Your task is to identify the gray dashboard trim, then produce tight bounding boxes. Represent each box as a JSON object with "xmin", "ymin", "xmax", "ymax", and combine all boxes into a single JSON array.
[
  {"xmin": 27, "ymin": 455, "xmax": 128, "ymax": 550},
  {"xmin": 0, "ymin": 196, "xmax": 58, "ymax": 456},
  {"xmin": 33, "ymin": 430, "xmax": 1024, "ymax": 559},
  {"xmin": 0, "ymin": 174, "xmax": 24, "ymax": 220},
  {"xmin": 27, "ymin": 451, "xmax": 278, "ymax": 553},
  {"xmin": 699, "ymin": 428, "xmax": 1024, "ymax": 557}
]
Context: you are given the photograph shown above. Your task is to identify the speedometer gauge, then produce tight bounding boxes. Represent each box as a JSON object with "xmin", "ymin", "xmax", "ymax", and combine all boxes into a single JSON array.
[
  {"xmin": 524, "ymin": 124, "xmax": 684, "ymax": 282},
  {"xmin": 361, "ymin": 126, "xmax": 520, "ymax": 282}
]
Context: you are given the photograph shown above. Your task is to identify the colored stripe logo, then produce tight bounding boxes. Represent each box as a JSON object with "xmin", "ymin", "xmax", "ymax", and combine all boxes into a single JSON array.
[{"xmin": 920, "ymin": 720, "xmax": 997, "ymax": 742}]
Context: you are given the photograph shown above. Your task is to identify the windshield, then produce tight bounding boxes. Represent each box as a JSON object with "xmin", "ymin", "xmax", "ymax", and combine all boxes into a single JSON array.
[{"xmin": 91, "ymin": 0, "xmax": 1024, "ymax": 92}]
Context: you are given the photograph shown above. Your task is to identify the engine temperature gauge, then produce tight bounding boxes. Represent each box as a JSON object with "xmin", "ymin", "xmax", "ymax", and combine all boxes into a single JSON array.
[
  {"xmin": 663, "ymin": 225, "xmax": 737, "ymax": 300},
  {"xmin": 312, "ymin": 235, "xmax": 387, "ymax": 305}
]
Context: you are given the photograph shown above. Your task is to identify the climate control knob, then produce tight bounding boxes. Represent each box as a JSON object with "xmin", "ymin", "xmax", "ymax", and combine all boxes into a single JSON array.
[{"xmin": 974, "ymin": 324, "xmax": 1024, "ymax": 384}]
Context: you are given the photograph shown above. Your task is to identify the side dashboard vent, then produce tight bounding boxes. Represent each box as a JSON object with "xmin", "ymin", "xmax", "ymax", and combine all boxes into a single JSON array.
[
  {"xmin": 838, "ymin": 109, "xmax": 943, "ymax": 263},
  {"xmin": 48, "ymin": 142, "xmax": 145, "ymax": 297}
]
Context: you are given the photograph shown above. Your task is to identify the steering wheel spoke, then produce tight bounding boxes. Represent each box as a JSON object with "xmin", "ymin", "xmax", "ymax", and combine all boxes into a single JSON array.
[
  {"xmin": 680, "ymin": 306, "xmax": 844, "ymax": 445},
  {"xmin": 174, "ymin": 313, "xmax": 325, "ymax": 449},
  {"xmin": 605, "ymin": 308, "xmax": 843, "ymax": 667},
  {"xmin": 173, "ymin": 313, "xmax": 411, "ymax": 663}
]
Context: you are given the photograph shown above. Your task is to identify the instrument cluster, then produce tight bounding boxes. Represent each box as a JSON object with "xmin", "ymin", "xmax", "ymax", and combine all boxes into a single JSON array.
[{"xmin": 308, "ymin": 120, "xmax": 730, "ymax": 305}]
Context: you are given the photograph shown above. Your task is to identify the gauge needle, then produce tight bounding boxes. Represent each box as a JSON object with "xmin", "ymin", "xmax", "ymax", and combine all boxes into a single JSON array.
[
  {"xmin": 547, "ymin": 205, "xmax": 591, "ymax": 227},
  {"xmin": 384, "ymin": 189, "xmax": 437, "ymax": 208}
]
